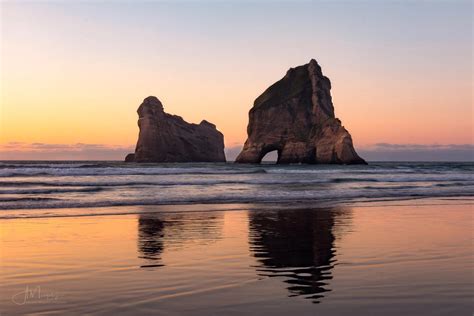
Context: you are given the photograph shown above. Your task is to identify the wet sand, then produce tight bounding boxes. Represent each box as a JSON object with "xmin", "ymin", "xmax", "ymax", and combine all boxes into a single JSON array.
[{"xmin": 1, "ymin": 199, "xmax": 472, "ymax": 315}]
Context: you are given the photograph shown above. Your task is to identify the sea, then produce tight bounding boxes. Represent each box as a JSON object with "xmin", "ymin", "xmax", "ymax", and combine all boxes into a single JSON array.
[{"xmin": 0, "ymin": 161, "xmax": 472, "ymax": 215}]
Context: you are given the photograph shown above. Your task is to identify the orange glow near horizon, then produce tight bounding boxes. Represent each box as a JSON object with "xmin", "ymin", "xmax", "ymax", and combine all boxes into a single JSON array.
[
  {"xmin": 1, "ymin": 69, "xmax": 471, "ymax": 149},
  {"xmin": 1, "ymin": 2, "xmax": 472, "ymax": 155}
]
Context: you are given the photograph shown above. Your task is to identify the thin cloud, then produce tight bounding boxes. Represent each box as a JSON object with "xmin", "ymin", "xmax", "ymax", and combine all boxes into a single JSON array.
[
  {"xmin": 370, "ymin": 143, "xmax": 474, "ymax": 151},
  {"xmin": 0, "ymin": 142, "xmax": 135, "ymax": 160},
  {"xmin": 359, "ymin": 143, "xmax": 474, "ymax": 161}
]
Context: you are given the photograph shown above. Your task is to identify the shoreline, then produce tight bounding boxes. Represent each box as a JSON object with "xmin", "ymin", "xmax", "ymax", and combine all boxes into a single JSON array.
[{"xmin": 1, "ymin": 196, "xmax": 472, "ymax": 220}]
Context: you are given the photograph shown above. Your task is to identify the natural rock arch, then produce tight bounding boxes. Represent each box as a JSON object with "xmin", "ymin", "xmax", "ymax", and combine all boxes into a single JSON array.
[{"xmin": 236, "ymin": 59, "xmax": 366, "ymax": 165}]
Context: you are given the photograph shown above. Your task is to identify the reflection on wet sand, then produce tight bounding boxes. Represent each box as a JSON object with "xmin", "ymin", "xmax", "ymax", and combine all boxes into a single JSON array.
[
  {"xmin": 248, "ymin": 207, "xmax": 351, "ymax": 303},
  {"xmin": 137, "ymin": 215, "xmax": 165, "ymax": 267},
  {"xmin": 137, "ymin": 210, "xmax": 224, "ymax": 268}
]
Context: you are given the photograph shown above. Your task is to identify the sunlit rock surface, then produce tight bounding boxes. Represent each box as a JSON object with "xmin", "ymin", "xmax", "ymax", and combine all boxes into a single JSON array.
[
  {"xmin": 236, "ymin": 59, "xmax": 366, "ymax": 164},
  {"xmin": 126, "ymin": 96, "xmax": 225, "ymax": 162}
]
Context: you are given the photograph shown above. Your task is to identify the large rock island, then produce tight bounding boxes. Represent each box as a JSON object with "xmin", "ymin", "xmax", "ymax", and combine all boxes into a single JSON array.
[
  {"xmin": 236, "ymin": 59, "xmax": 366, "ymax": 164},
  {"xmin": 125, "ymin": 96, "xmax": 225, "ymax": 162}
]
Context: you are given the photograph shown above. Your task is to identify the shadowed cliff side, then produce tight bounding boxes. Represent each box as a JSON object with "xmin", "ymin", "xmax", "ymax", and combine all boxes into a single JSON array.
[
  {"xmin": 126, "ymin": 96, "xmax": 226, "ymax": 162},
  {"xmin": 236, "ymin": 59, "xmax": 366, "ymax": 164}
]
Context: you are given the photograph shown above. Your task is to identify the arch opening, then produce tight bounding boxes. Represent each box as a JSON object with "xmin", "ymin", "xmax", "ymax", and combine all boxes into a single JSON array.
[{"xmin": 260, "ymin": 149, "xmax": 280, "ymax": 164}]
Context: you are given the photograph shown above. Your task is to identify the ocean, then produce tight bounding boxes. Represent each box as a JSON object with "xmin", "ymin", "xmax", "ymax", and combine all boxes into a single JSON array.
[
  {"xmin": 0, "ymin": 161, "xmax": 472, "ymax": 215},
  {"xmin": 1, "ymin": 161, "xmax": 473, "ymax": 315}
]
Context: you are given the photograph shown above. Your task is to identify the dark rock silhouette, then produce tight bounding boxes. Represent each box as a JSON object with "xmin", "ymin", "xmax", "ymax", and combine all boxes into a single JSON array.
[
  {"xmin": 236, "ymin": 59, "xmax": 366, "ymax": 164},
  {"xmin": 126, "ymin": 96, "xmax": 226, "ymax": 162}
]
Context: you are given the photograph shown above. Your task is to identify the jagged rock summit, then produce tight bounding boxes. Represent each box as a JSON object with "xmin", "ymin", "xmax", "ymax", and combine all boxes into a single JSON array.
[
  {"xmin": 236, "ymin": 59, "xmax": 366, "ymax": 164},
  {"xmin": 125, "ymin": 96, "xmax": 225, "ymax": 162}
]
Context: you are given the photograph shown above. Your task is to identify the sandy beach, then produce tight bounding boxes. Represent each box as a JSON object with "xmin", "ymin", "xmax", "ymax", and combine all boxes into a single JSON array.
[{"xmin": 1, "ymin": 199, "xmax": 472, "ymax": 315}]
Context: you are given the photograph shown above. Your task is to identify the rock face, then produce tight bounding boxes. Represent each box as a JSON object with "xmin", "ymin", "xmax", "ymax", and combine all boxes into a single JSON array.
[
  {"xmin": 126, "ymin": 96, "xmax": 226, "ymax": 162},
  {"xmin": 236, "ymin": 59, "xmax": 366, "ymax": 164}
]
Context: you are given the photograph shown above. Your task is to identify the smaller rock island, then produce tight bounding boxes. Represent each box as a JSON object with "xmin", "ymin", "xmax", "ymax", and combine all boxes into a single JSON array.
[{"xmin": 125, "ymin": 96, "xmax": 226, "ymax": 163}]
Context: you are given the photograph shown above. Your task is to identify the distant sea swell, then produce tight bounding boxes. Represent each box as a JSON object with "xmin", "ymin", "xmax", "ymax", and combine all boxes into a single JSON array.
[{"xmin": 0, "ymin": 161, "xmax": 472, "ymax": 212}]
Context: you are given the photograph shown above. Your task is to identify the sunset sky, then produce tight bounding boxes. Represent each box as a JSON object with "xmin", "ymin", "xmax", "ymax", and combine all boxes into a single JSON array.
[{"xmin": 1, "ymin": 1, "xmax": 472, "ymax": 160}]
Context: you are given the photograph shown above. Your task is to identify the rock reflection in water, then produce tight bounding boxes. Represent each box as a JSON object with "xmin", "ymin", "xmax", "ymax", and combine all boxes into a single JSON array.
[
  {"xmin": 137, "ymin": 215, "xmax": 165, "ymax": 267},
  {"xmin": 137, "ymin": 211, "xmax": 224, "ymax": 268},
  {"xmin": 248, "ymin": 207, "xmax": 350, "ymax": 303}
]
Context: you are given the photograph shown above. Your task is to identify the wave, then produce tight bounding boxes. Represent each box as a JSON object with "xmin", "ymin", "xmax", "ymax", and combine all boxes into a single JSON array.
[
  {"xmin": 0, "ymin": 168, "xmax": 267, "ymax": 177},
  {"xmin": 0, "ymin": 197, "xmax": 60, "ymax": 203},
  {"xmin": 0, "ymin": 179, "xmax": 315, "ymax": 187},
  {"xmin": 0, "ymin": 187, "xmax": 105, "ymax": 195},
  {"xmin": 0, "ymin": 189, "xmax": 472, "ymax": 210},
  {"xmin": 1, "ymin": 161, "xmax": 473, "ymax": 178},
  {"xmin": 0, "ymin": 177, "xmax": 473, "ymax": 188},
  {"xmin": 1, "ymin": 169, "xmax": 471, "ymax": 179}
]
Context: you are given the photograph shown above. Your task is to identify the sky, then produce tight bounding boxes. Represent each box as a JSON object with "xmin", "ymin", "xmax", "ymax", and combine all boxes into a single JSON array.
[{"xmin": 0, "ymin": 0, "xmax": 472, "ymax": 160}]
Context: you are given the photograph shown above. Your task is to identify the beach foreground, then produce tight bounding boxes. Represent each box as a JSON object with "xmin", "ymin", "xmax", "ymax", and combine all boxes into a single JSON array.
[{"xmin": 1, "ymin": 199, "xmax": 472, "ymax": 315}]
